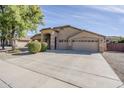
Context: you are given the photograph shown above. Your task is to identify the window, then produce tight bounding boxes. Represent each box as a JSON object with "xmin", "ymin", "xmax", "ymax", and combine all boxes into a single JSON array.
[
  {"xmin": 81, "ymin": 40, "xmax": 84, "ymax": 42},
  {"xmin": 88, "ymin": 40, "xmax": 91, "ymax": 42},
  {"xmin": 91, "ymin": 40, "xmax": 94, "ymax": 42},
  {"xmin": 72, "ymin": 40, "xmax": 75, "ymax": 42},
  {"xmin": 59, "ymin": 40, "xmax": 63, "ymax": 42},
  {"xmin": 94, "ymin": 40, "xmax": 98, "ymax": 42},
  {"xmin": 64, "ymin": 40, "xmax": 68, "ymax": 42},
  {"xmin": 59, "ymin": 39, "xmax": 69, "ymax": 42},
  {"xmin": 59, "ymin": 40, "xmax": 61, "ymax": 42}
]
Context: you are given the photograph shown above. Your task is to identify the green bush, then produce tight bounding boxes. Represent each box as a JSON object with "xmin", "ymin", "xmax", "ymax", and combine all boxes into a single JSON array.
[
  {"xmin": 28, "ymin": 40, "xmax": 41, "ymax": 53},
  {"xmin": 41, "ymin": 42, "xmax": 48, "ymax": 52},
  {"xmin": 118, "ymin": 39, "xmax": 124, "ymax": 43}
]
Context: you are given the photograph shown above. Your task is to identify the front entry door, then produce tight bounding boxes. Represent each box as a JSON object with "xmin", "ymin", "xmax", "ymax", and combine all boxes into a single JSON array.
[
  {"xmin": 54, "ymin": 37, "xmax": 57, "ymax": 50},
  {"xmin": 44, "ymin": 34, "xmax": 51, "ymax": 49},
  {"xmin": 46, "ymin": 38, "xmax": 50, "ymax": 49}
]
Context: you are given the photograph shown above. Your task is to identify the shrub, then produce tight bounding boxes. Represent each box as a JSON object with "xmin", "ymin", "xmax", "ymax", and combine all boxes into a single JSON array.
[
  {"xmin": 28, "ymin": 40, "xmax": 41, "ymax": 53},
  {"xmin": 118, "ymin": 39, "xmax": 124, "ymax": 43},
  {"xmin": 41, "ymin": 42, "xmax": 48, "ymax": 52},
  {"xmin": 26, "ymin": 40, "xmax": 32, "ymax": 47}
]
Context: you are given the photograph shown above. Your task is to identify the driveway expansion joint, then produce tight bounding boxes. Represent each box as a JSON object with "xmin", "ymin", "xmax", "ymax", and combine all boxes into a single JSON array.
[
  {"xmin": 0, "ymin": 78, "xmax": 12, "ymax": 88},
  {"xmin": 31, "ymin": 60, "xmax": 121, "ymax": 82},
  {"xmin": 4, "ymin": 60, "xmax": 83, "ymax": 88},
  {"xmin": 116, "ymin": 84, "xmax": 124, "ymax": 88}
]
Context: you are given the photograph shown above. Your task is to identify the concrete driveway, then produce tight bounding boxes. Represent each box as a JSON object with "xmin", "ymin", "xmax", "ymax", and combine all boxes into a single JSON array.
[{"xmin": 0, "ymin": 50, "xmax": 123, "ymax": 88}]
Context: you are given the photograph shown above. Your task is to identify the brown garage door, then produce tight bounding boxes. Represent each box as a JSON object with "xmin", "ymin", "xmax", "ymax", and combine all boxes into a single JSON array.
[{"xmin": 72, "ymin": 39, "xmax": 99, "ymax": 52}]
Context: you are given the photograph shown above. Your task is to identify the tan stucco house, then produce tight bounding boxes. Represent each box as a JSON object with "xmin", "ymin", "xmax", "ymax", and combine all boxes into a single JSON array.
[{"xmin": 32, "ymin": 25, "xmax": 106, "ymax": 52}]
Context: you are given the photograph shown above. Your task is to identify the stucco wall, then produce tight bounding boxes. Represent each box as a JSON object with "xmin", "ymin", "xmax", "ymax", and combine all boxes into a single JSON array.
[
  {"xmin": 56, "ymin": 27, "xmax": 81, "ymax": 49},
  {"xmin": 16, "ymin": 41, "xmax": 28, "ymax": 48}
]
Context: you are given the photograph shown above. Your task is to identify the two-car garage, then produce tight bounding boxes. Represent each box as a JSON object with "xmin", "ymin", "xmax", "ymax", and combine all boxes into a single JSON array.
[{"xmin": 72, "ymin": 37, "xmax": 99, "ymax": 52}]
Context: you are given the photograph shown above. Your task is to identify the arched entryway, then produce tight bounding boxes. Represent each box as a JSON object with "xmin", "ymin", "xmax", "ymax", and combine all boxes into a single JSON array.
[{"xmin": 44, "ymin": 34, "xmax": 51, "ymax": 49}]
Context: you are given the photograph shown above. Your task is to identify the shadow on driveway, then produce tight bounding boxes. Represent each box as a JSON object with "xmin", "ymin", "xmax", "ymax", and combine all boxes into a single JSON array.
[
  {"xmin": 46, "ymin": 50, "xmax": 98, "ymax": 55},
  {"xmin": 12, "ymin": 47, "xmax": 33, "ymax": 56},
  {"xmin": 12, "ymin": 52, "xmax": 33, "ymax": 56}
]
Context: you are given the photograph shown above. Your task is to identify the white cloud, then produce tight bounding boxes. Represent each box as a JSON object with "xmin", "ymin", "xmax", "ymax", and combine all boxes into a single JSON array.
[
  {"xmin": 42, "ymin": 6, "xmax": 122, "ymax": 28},
  {"xmin": 72, "ymin": 14, "xmax": 105, "ymax": 26},
  {"xmin": 90, "ymin": 6, "xmax": 124, "ymax": 14},
  {"xmin": 71, "ymin": 11, "xmax": 112, "ymax": 26},
  {"xmin": 43, "ymin": 9, "xmax": 66, "ymax": 18},
  {"xmin": 111, "ymin": 27, "xmax": 119, "ymax": 31}
]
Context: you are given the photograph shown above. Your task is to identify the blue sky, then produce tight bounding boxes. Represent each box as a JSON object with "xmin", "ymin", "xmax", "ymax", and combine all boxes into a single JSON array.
[{"xmin": 28, "ymin": 5, "xmax": 124, "ymax": 36}]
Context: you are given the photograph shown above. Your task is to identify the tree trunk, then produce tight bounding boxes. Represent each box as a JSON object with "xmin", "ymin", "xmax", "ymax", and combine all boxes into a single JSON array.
[
  {"xmin": 0, "ymin": 39, "xmax": 2, "ymax": 47},
  {"xmin": 1, "ymin": 38, "xmax": 5, "ymax": 50},
  {"xmin": 11, "ymin": 28, "xmax": 16, "ymax": 50},
  {"xmin": 11, "ymin": 38, "xmax": 16, "ymax": 50},
  {"xmin": 0, "ymin": 5, "xmax": 5, "ymax": 50}
]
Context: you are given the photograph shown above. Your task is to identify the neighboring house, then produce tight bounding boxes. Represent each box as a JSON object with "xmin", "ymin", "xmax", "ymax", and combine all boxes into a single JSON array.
[
  {"xmin": 0, "ymin": 37, "xmax": 30, "ymax": 48},
  {"xmin": 31, "ymin": 33, "xmax": 41, "ymax": 41},
  {"xmin": 32, "ymin": 25, "xmax": 106, "ymax": 52},
  {"xmin": 16, "ymin": 37, "xmax": 30, "ymax": 48}
]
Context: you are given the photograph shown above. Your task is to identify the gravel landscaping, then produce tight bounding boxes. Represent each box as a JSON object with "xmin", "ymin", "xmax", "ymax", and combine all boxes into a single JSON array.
[{"xmin": 103, "ymin": 52, "xmax": 124, "ymax": 83}]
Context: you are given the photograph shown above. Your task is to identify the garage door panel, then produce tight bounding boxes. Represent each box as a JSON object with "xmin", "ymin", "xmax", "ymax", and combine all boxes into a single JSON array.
[{"xmin": 72, "ymin": 40, "xmax": 99, "ymax": 52}]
